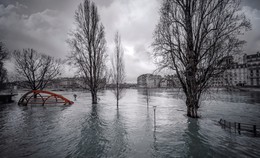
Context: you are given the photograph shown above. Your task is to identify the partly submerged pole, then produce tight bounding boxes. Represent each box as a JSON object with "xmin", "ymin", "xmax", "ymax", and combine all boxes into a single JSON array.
[{"xmin": 153, "ymin": 105, "xmax": 157, "ymax": 129}]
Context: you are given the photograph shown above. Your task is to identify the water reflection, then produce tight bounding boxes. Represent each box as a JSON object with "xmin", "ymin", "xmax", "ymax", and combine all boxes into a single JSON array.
[
  {"xmin": 204, "ymin": 91, "xmax": 260, "ymax": 105},
  {"xmin": 0, "ymin": 104, "xmax": 72, "ymax": 157},
  {"xmin": 138, "ymin": 88, "xmax": 260, "ymax": 105},
  {"xmin": 107, "ymin": 109, "xmax": 129, "ymax": 157},
  {"xmin": 185, "ymin": 118, "xmax": 215, "ymax": 157},
  {"xmin": 71, "ymin": 105, "xmax": 109, "ymax": 158},
  {"xmin": 137, "ymin": 88, "xmax": 165, "ymax": 98},
  {"xmin": 153, "ymin": 117, "xmax": 158, "ymax": 158},
  {"xmin": 0, "ymin": 90, "xmax": 260, "ymax": 157}
]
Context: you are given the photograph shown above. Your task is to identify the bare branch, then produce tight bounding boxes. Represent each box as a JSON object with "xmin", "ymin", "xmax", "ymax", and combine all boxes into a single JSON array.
[
  {"xmin": 13, "ymin": 49, "xmax": 61, "ymax": 90},
  {"xmin": 152, "ymin": 0, "xmax": 250, "ymax": 118},
  {"xmin": 68, "ymin": 0, "xmax": 107, "ymax": 104},
  {"xmin": 110, "ymin": 32, "xmax": 126, "ymax": 107}
]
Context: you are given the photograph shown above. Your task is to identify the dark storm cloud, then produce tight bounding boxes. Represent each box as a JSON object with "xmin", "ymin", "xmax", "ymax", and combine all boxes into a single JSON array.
[
  {"xmin": 0, "ymin": 3, "xmax": 70, "ymax": 58},
  {"xmin": 242, "ymin": 0, "xmax": 260, "ymax": 10},
  {"xmin": 240, "ymin": 4, "xmax": 260, "ymax": 54},
  {"xmin": 1, "ymin": 0, "xmax": 114, "ymax": 14},
  {"xmin": 0, "ymin": 0, "xmax": 259, "ymax": 82},
  {"xmin": 0, "ymin": 0, "xmax": 159, "ymax": 82}
]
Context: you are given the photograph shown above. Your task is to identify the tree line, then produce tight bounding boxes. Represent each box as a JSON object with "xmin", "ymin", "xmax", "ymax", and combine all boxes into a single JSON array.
[{"xmin": 0, "ymin": 0, "xmax": 250, "ymax": 118}]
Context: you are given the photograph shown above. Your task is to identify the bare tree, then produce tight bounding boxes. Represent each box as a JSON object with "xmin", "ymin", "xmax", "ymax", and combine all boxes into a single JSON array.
[
  {"xmin": 153, "ymin": 0, "xmax": 250, "ymax": 118},
  {"xmin": 13, "ymin": 49, "xmax": 61, "ymax": 92},
  {"xmin": 0, "ymin": 42, "xmax": 9, "ymax": 90},
  {"xmin": 111, "ymin": 32, "xmax": 126, "ymax": 108},
  {"xmin": 68, "ymin": 0, "xmax": 107, "ymax": 104}
]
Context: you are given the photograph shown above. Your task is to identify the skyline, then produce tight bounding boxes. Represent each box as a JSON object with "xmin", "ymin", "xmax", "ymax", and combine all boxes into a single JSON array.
[{"xmin": 1, "ymin": 0, "xmax": 260, "ymax": 82}]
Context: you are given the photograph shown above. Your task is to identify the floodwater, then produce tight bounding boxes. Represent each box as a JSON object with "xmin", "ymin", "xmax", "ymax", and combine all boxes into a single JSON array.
[{"xmin": 0, "ymin": 89, "xmax": 260, "ymax": 158}]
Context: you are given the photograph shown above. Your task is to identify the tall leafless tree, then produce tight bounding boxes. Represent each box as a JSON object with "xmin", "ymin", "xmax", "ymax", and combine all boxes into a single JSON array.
[
  {"xmin": 13, "ymin": 49, "xmax": 61, "ymax": 92},
  {"xmin": 153, "ymin": 0, "xmax": 250, "ymax": 118},
  {"xmin": 0, "ymin": 42, "xmax": 9, "ymax": 90},
  {"xmin": 111, "ymin": 32, "xmax": 126, "ymax": 108},
  {"xmin": 68, "ymin": 0, "xmax": 107, "ymax": 104}
]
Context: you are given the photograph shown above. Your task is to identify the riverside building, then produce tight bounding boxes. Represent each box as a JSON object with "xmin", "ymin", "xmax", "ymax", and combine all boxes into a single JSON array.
[
  {"xmin": 212, "ymin": 52, "xmax": 260, "ymax": 87},
  {"xmin": 137, "ymin": 74, "xmax": 162, "ymax": 88},
  {"xmin": 244, "ymin": 52, "xmax": 260, "ymax": 86}
]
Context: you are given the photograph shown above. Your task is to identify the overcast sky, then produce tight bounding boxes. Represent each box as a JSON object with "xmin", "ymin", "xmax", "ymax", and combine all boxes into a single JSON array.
[{"xmin": 0, "ymin": 0, "xmax": 260, "ymax": 83}]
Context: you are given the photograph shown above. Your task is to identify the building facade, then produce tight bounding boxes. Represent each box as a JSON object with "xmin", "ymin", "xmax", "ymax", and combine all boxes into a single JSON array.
[
  {"xmin": 137, "ymin": 74, "xmax": 162, "ymax": 88},
  {"xmin": 245, "ymin": 52, "xmax": 260, "ymax": 86},
  {"xmin": 159, "ymin": 75, "xmax": 181, "ymax": 88},
  {"xmin": 137, "ymin": 74, "xmax": 180, "ymax": 88},
  {"xmin": 224, "ymin": 63, "xmax": 247, "ymax": 86},
  {"xmin": 212, "ymin": 52, "xmax": 260, "ymax": 87}
]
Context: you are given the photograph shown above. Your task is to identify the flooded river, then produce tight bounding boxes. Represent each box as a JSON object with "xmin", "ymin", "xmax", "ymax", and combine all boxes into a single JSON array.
[{"xmin": 0, "ymin": 89, "xmax": 260, "ymax": 157}]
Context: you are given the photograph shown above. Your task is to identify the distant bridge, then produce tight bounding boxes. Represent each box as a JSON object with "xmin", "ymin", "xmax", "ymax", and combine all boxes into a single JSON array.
[{"xmin": 18, "ymin": 90, "xmax": 74, "ymax": 106}]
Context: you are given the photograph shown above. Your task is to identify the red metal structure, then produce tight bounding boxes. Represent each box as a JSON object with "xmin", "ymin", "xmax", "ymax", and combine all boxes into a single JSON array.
[{"xmin": 18, "ymin": 90, "xmax": 74, "ymax": 106}]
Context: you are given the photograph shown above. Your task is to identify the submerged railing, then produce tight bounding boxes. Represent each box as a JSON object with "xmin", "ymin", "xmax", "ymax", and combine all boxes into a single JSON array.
[
  {"xmin": 18, "ymin": 90, "xmax": 74, "ymax": 106},
  {"xmin": 219, "ymin": 119, "xmax": 259, "ymax": 137}
]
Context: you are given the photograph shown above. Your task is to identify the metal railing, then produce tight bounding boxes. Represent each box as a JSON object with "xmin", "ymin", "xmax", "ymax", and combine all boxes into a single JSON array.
[{"xmin": 219, "ymin": 119, "xmax": 259, "ymax": 136}]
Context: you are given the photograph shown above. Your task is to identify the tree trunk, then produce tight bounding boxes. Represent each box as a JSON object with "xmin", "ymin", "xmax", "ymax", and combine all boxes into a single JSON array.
[
  {"xmin": 116, "ymin": 83, "xmax": 119, "ymax": 108},
  {"xmin": 91, "ymin": 91, "xmax": 98, "ymax": 104},
  {"xmin": 187, "ymin": 106, "xmax": 192, "ymax": 117},
  {"xmin": 33, "ymin": 90, "xmax": 37, "ymax": 99},
  {"xmin": 146, "ymin": 87, "xmax": 149, "ymax": 107},
  {"xmin": 186, "ymin": 96, "xmax": 199, "ymax": 118},
  {"xmin": 146, "ymin": 95, "xmax": 149, "ymax": 107}
]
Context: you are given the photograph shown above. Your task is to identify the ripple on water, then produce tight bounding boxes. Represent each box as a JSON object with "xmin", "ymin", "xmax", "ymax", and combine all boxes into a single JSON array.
[{"xmin": 0, "ymin": 89, "xmax": 260, "ymax": 158}]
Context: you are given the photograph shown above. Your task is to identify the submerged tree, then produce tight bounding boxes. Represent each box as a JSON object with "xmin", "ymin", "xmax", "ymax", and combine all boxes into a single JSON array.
[
  {"xmin": 111, "ymin": 32, "xmax": 126, "ymax": 108},
  {"xmin": 0, "ymin": 42, "xmax": 8, "ymax": 90},
  {"xmin": 144, "ymin": 84, "xmax": 150, "ymax": 107},
  {"xmin": 153, "ymin": 0, "xmax": 250, "ymax": 118},
  {"xmin": 68, "ymin": 0, "xmax": 107, "ymax": 104},
  {"xmin": 13, "ymin": 49, "xmax": 61, "ymax": 91}
]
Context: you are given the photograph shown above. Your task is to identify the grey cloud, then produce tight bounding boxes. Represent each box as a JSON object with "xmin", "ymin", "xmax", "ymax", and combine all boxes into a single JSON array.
[
  {"xmin": 241, "ymin": 6, "xmax": 260, "ymax": 54},
  {"xmin": 0, "ymin": 3, "xmax": 71, "ymax": 58},
  {"xmin": 1, "ymin": 0, "xmax": 114, "ymax": 14},
  {"xmin": 94, "ymin": 0, "xmax": 114, "ymax": 7},
  {"xmin": 1, "ymin": 0, "xmax": 75, "ymax": 14},
  {"xmin": 133, "ymin": 44, "xmax": 152, "ymax": 62},
  {"xmin": 98, "ymin": 0, "xmax": 159, "ymax": 82},
  {"xmin": 242, "ymin": 0, "xmax": 260, "ymax": 10},
  {"xmin": 1, "ymin": 0, "xmax": 259, "ymax": 82}
]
